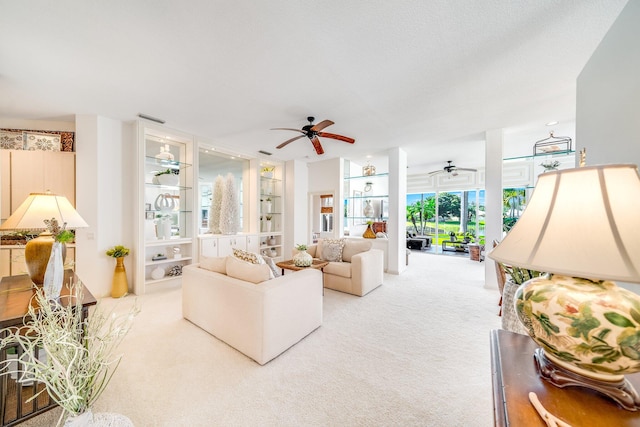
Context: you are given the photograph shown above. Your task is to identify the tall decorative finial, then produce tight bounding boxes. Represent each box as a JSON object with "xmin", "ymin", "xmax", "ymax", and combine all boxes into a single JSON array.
[{"xmin": 579, "ymin": 147, "xmax": 587, "ymax": 167}]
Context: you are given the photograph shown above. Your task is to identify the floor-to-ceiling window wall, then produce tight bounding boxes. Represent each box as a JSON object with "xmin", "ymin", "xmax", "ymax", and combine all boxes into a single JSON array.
[{"xmin": 407, "ymin": 189, "xmax": 485, "ymax": 254}]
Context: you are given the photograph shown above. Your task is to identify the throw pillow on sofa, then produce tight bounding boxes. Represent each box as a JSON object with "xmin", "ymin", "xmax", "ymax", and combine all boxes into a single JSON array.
[
  {"xmin": 261, "ymin": 255, "xmax": 282, "ymax": 278},
  {"xmin": 226, "ymin": 256, "xmax": 272, "ymax": 284},
  {"xmin": 232, "ymin": 248, "xmax": 263, "ymax": 264},
  {"xmin": 320, "ymin": 238, "xmax": 345, "ymax": 262}
]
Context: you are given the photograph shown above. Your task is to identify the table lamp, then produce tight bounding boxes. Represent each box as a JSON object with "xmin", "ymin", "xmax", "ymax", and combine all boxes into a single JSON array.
[
  {"xmin": 489, "ymin": 164, "xmax": 640, "ymax": 410},
  {"xmin": 0, "ymin": 192, "xmax": 88, "ymax": 285}
]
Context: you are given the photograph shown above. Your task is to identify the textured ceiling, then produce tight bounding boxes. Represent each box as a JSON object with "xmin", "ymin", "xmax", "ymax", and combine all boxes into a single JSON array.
[{"xmin": 0, "ymin": 1, "xmax": 628, "ymax": 174}]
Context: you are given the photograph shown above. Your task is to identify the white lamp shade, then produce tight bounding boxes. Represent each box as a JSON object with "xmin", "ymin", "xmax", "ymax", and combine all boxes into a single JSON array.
[
  {"xmin": 489, "ymin": 164, "xmax": 640, "ymax": 283},
  {"xmin": 0, "ymin": 192, "xmax": 88, "ymax": 231}
]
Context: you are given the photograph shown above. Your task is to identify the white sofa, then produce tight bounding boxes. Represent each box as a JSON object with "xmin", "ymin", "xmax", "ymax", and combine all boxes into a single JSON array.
[
  {"xmin": 182, "ymin": 262, "xmax": 323, "ymax": 365},
  {"xmin": 302, "ymin": 238, "xmax": 384, "ymax": 296}
]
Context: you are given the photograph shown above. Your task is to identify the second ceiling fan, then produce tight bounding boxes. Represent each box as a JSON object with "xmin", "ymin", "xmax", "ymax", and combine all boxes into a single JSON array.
[
  {"xmin": 272, "ymin": 116, "xmax": 355, "ymax": 155},
  {"xmin": 428, "ymin": 161, "xmax": 477, "ymax": 176}
]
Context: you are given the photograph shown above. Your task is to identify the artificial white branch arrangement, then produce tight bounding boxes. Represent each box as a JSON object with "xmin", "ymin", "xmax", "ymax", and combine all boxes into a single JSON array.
[{"xmin": 0, "ymin": 281, "xmax": 139, "ymax": 426}]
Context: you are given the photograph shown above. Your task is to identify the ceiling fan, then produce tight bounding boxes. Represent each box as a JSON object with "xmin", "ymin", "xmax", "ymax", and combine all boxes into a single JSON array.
[
  {"xmin": 272, "ymin": 116, "xmax": 355, "ymax": 155},
  {"xmin": 428, "ymin": 161, "xmax": 477, "ymax": 176}
]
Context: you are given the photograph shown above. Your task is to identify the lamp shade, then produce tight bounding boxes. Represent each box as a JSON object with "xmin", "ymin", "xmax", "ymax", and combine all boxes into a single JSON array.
[
  {"xmin": 489, "ymin": 164, "xmax": 640, "ymax": 284},
  {"xmin": 0, "ymin": 192, "xmax": 88, "ymax": 231}
]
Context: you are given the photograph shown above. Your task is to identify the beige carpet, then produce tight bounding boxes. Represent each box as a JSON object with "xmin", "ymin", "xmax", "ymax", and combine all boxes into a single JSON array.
[{"xmin": 21, "ymin": 252, "xmax": 500, "ymax": 426}]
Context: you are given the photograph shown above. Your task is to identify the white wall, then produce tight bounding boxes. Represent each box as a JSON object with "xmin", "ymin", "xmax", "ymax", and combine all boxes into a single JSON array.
[
  {"xmin": 76, "ymin": 115, "xmax": 135, "ymax": 297},
  {"xmin": 576, "ymin": 1, "xmax": 640, "ymax": 168}
]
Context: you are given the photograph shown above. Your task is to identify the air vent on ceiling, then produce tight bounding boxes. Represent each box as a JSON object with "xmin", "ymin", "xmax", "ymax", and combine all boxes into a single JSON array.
[
  {"xmin": 258, "ymin": 150, "xmax": 272, "ymax": 156},
  {"xmin": 137, "ymin": 113, "xmax": 165, "ymax": 124}
]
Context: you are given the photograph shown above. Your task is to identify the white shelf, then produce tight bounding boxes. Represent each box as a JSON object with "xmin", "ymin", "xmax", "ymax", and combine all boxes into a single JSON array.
[
  {"xmin": 144, "ymin": 256, "xmax": 193, "ymax": 267},
  {"xmin": 145, "ymin": 238, "xmax": 192, "ymax": 247}
]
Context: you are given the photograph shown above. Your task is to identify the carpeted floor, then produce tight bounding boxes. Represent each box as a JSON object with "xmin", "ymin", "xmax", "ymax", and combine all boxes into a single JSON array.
[{"xmin": 20, "ymin": 252, "xmax": 500, "ymax": 426}]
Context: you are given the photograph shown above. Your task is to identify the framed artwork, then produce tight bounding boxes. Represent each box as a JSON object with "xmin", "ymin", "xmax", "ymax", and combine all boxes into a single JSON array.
[
  {"xmin": 352, "ymin": 190, "xmax": 363, "ymax": 223},
  {"xmin": 145, "ymin": 211, "xmax": 155, "ymax": 220},
  {"xmin": 145, "ymin": 203, "xmax": 152, "ymax": 211},
  {"xmin": 24, "ymin": 132, "xmax": 61, "ymax": 151}
]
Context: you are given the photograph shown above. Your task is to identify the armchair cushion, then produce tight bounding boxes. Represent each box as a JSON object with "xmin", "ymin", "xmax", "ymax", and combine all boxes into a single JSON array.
[{"xmin": 342, "ymin": 239, "xmax": 372, "ymax": 262}]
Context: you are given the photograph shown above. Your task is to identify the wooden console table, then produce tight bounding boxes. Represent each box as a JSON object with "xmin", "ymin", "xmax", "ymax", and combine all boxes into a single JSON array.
[
  {"xmin": 0, "ymin": 271, "xmax": 96, "ymax": 427},
  {"xmin": 491, "ymin": 329, "xmax": 640, "ymax": 426}
]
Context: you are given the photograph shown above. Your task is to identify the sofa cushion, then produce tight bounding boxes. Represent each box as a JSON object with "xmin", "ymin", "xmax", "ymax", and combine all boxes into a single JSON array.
[
  {"xmin": 233, "ymin": 248, "xmax": 263, "ymax": 264},
  {"xmin": 323, "ymin": 261, "xmax": 352, "ymax": 278},
  {"xmin": 342, "ymin": 239, "xmax": 372, "ymax": 262},
  {"xmin": 319, "ymin": 238, "xmax": 345, "ymax": 262},
  {"xmin": 200, "ymin": 256, "xmax": 227, "ymax": 274},
  {"xmin": 226, "ymin": 256, "xmax": 271, "ymax": 284},
  {"xmin": 262, "ymin": 255, "xmax": 282, "ymax": 278}
]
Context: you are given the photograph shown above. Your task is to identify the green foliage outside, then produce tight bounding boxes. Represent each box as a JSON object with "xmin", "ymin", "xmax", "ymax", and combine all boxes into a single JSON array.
[{"xmin": 406, "ymin": 192, "xmax": 485, "ymax": 245}]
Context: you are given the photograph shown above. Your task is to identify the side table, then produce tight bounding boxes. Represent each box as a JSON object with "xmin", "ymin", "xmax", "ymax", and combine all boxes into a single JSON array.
[
  {"xmin": 0, "ymin": 271, "xmax": 96, "ymax": 427},
  {"xmin": 491, "ymin": 329, "xmax": 640, "ymax": 426}
]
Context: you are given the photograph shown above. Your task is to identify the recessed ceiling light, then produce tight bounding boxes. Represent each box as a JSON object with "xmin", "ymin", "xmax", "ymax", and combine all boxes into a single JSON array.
[{"xmin": 546, "ymin": 121, "xmax": 559, "ymax": 126}]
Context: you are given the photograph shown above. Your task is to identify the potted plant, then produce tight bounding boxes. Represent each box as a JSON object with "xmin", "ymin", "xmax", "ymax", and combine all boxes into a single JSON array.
[
  {"xmin": 265, "ymin": 215, "xmax": 273, "ymax": 233},
  {"xmin": 265, "ymin": 197, "xmax": 272, "ymax": 213},
  {"xmin": 293, "ymin": 244, "xmax": 312, "ymax": 267},
  {"xmin": 0, "ymin": 282, "xmax": 139, "ymax": 425},
  {"xmin": 261, "ymin": 166, "xmax": 275, "ymax": 178},
  {"xmin": 106, "ymin": 245, "xmax": 130, "ymax": 298}
]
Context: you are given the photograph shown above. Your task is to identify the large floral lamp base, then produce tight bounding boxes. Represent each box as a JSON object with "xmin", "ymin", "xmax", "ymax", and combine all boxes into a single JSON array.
[{"xmin": 516, "ymin": 274, "xmax": 640, "ymax": 411}]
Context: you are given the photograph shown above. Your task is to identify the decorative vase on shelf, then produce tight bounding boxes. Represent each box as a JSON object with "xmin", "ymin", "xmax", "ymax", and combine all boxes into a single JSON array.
[
  {"xmin": 151, "ymin": 266, "xmax": 165, "ymax": 280},
  {"xmin": 363, "ymin": 200, "xmax": 374, "ymax": 218},
  {"xmin": 265, "ymin": 201, "xmax": 272, "ymax": 213},
  {"xmin": 43, "ymin": 241, "xmax": 64, "ymax": 300},
  {"xmin": 268, "ymin": 236, "xmax": 276, "ymax": 246},
  {"xmin": 265, "ymin": 220, "xmax": 272, "ymax": 233},
  {"xmin": 111, "ymin": 257, "xmax": 128, "ymax": 298},
  {"xmin": 363, "ymin": 224, "xmax": 376, "ymax": 239},
  {"xmin": 293, "ymin": 250, "xmax": 313, "ymax": 267}
]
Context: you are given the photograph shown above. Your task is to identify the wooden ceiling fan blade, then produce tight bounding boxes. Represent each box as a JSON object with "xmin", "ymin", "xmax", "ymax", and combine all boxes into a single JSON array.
[
  {"xmin": 271, "ymin": 127, "xmax": 306, "ymax": 134},
  {"xmin": 276, "ymin": 135, "xmax": 305, "ymax": 149},
  {"xmin": 317, "ymin": 132, "xmax": 355, "ymax": 144},
  {"xmin": 311, "ymin": 120, "xmax": 334, "ymax": 132},
  {"xmin": 310, "ymin": 135, "xmax": 325, "ymax": 155}
]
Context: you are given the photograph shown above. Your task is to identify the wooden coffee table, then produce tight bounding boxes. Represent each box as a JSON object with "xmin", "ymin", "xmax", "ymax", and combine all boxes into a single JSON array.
[{"xmin": 276, "ymin": 259, "xmax": 329, "ymax": 276}]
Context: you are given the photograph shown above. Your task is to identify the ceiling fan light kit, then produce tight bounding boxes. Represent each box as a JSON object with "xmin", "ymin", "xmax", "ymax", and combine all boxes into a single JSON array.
[{"xmin": 272, "ymin": 116, "xmax": 355, "ymax": 155}]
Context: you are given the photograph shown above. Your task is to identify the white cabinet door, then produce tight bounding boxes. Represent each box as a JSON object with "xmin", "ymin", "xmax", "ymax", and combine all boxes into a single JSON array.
[
  {"xmin": 218, "ymin": 236, "xmax": 246, "ymax": 257},
  {"xmin": 199, "ymin": 237, "xmax": 218, "ymax": 259},
  {"xmin": 246, "ymin": 234, "xmax": 259, "ymax": 254}
]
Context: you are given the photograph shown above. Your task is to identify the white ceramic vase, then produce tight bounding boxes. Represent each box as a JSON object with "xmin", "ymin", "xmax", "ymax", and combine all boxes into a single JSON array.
[
  {"xmin": 43, "ymin": 241, "xmax": 64, "ymax": 300},
  {"xmin": 293, "ymin": 250, "xmax": 313, "ymax": 267}
]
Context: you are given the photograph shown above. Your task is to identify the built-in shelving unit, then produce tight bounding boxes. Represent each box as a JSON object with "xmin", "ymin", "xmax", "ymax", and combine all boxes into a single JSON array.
[
  {"xmin": 343, "ymin": 172, "xmax": 389, "ymax": 233},
  {"xmin": 503, "ymin": 150, "xmax": 575, "ymax": 189},
  {"xmin": 259, "ymin": 163, "xmax": 283, "ymax": 260},
  {"xmin": 135, "ymin": 123, "xmax": 195, "ymax": 294}
]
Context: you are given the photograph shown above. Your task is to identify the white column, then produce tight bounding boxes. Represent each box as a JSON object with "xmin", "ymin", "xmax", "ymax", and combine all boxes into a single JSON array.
[
  {"xmin": 484, "ymin": 129, "xmax": 503, "ymax": 290},
  {"xmin": 284, "ymin": 159, "xmax": 309, "ymax": 257},
  {"xmin": 387, "ymin": 147, "xmax": 407, "ymax": 274}
]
